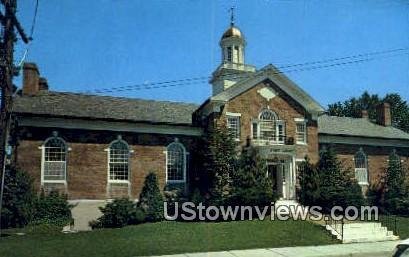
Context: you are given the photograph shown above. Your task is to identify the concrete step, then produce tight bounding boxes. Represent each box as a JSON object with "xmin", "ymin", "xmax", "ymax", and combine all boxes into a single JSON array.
[{"xmin": 324, "ymin": 222, "xmax": 399, "ymax": 243}]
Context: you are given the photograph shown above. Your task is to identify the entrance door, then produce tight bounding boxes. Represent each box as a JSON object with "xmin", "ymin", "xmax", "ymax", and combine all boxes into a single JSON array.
[{"xmin": 268, "ymin": 164, "xmax": 283, "ymax": 198}]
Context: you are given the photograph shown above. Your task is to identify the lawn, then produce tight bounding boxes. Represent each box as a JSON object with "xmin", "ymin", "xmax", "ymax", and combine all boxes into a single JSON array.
[
  {"xmin": 0, "ymin": 219, "xmax": 337, "ymax": 257},
  {"xmin": 396, "ymin": 216, "xmax": 409, "ymax": 239}
]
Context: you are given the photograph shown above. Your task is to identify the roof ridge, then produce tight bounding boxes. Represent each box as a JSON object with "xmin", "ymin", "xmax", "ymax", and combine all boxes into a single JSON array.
[{"xmin": 23, "ymin": 90, "xmax": 200, "ymax": 106}]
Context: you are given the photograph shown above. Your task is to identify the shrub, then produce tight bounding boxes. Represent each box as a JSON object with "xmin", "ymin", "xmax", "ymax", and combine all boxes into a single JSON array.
[
  {"xmin": 1, "ymin": 166, "xmax": 35, "ymax": 228},
  {"xmin": 315, "ymin": 148, "xmax": 364, "ymax": 212},
  {"xmin": 231, "ymin": 146, "xmax": 276, "ymax": 207},
  {"xmin": 32, "ymin": 190, "xmax": 73, "ymax": 226},
  {"xmin": 138, "ymin": 173, "xmax": 164, "ymax": 222},
  {"xmin": 90, "ymin": 198, "xmax": 145, "ymax": 229},
  {"xmin": 383, "ymin": 150, "xmax": 409, "ymax": 215},
  {"xmin": 297, "ymin": 157, "xmax": 320, "ymax": 206},
  {"xmin": 199, "ymin": 126, "xmax": 238, "ymax": 205}
]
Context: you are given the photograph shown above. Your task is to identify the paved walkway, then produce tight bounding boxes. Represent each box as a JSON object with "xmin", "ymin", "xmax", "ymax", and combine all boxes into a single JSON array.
[{"xmin": 142, "ymin": 241, "xmax": 399, "ymax": 257}]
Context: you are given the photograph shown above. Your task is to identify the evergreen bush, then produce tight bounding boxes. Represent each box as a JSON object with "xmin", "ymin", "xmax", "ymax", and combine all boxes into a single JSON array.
[
  {"xmin": 90, "ymin": 198, "xmax": 145, "ymax": 229},
  {"xmin": 297, "ymin": 157, "xmax": 320, "ymax": 206},
  {"xmin": 32, "ymin": 190, "xmax": 73, "ymax": 226},
  {"xmin": 200, "ymin": 126, "xmax": 238, "ymax": 205},
  {"xmin": 316, "ymin": 148, "xmax": 364, "ymax": 212},
  {"xmin": 384, "ymin": 150, "xmax": 409, "ymax": 215},
  {"xmin": 138, "ymin": 172, "xmax": 164, "ymax": 222},
  {"xmin": 0, "ymin": 166, "xmax": 35, "ymax": 228},
  {"xmin": 231, "ymin": 146, "xmax": 276, "ymax": 207}
]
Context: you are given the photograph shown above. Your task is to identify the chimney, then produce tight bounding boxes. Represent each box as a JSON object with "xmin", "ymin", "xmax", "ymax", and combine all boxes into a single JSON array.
[
  {"xmin": 376, "ymin": 102, "xmax": 391, "ymax": 126},
  {"xmin": 361, "ymin": 110, "xmax": 369, "ymax": 119},
  {"xmin": 22, "ymin": 62, "xmax": 40, "ymax": 95},
  {"xmin": 38, "ymin": 77, "xmax": 49, "ymax": 91}
]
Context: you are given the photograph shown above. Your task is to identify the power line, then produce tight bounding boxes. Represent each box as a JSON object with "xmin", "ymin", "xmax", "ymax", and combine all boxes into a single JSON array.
[
  {"xmin": 16, "ymin": 0, "xmax": 39, "ymax": 67},
  {"xmin": 87, "ymin": 47, "xmax": 409, "ymax": 94}
]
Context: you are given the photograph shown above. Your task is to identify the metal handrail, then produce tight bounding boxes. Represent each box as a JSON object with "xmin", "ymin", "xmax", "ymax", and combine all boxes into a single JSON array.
[{"xmin": 325, "ymin": 215, "xmax": 344, "ymax": 241}]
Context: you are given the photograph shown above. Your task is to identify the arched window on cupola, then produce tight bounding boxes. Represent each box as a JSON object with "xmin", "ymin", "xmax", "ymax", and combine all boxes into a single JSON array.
[
  {"xmin": 354, "ymin": 148, "xmax": 368, "ymax": 185},
  {"xmin": 252, "ymin": 109, "xmax": 285, "ymax": 145}
]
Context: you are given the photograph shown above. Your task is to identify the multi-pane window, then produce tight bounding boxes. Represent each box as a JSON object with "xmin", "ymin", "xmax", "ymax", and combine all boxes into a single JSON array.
[
  {"xmin": 227, "ymin": 47, "xmax": 232, "ymax": 62},
  {"xmin": 296, "ymin": 121, "xmax": 307, "ymax": 144},
  {"xmin": 43, "ymin": 137, "xmax": 67, "ymax": 182},
  {"xmin": 252, "ymin": 109, "xmax": 285, "ymax": 144},
  {"xmin": 109, "ymin": 139, "xmax": 130, "ymax": 181},
  {"xmin": 166, "ymin": 142, "xmax": 186, "ymax": 183},
  {"xmin": 354, "ymin": 148, "xmax": 368, "ymax": 185},
  {"xmin": 227, "ymin": 114, "xmax": 240, "ymax": 140}
]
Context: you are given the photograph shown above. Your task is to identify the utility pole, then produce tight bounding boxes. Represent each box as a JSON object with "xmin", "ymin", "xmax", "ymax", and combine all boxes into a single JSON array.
[{"xmin": 0, "ymin": 0, "xmax": 30, "ymax": 237}]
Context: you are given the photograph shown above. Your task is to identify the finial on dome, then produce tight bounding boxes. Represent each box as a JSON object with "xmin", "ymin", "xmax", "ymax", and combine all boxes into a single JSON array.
[{"xmin": 229, "ymin": 6, "xmax": 235, "ymax": 27}]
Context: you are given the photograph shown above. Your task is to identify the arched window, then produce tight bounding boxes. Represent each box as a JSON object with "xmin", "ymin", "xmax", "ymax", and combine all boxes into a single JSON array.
[
  {"xmin": 108, "ymin": 138, "xmax": 130, "ymax": 182},
  {"xmin": 252, "ymin": 109, "xmax": 285, "ymax": 144},
  {"xmin": 354, "ymin": 148, "xmax": 368, "ymax": 185},
  {"xmin": 42, "ymin": 135, "xmax": 67, "ymax": 183},
  {"xmin": 166, "ymin": 141, "xmax": 186, "ymax": 183}
]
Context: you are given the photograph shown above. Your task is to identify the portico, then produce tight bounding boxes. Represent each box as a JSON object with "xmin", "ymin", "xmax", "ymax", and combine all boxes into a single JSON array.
[{"xmin": 258, "ymin": 145, "xmax": 297, "ymax": 200}]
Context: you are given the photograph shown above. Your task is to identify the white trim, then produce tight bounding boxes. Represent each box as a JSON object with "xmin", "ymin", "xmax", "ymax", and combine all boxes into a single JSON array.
[
  {"xmin": 165, "ymin": 141, "xmax": 187, "ymax": 184},
  {"xmin": 226, "ymin": 114, "xmax": 241, "ymax": 140},
  {"xmin": 19, "ymin": 116, "xmax": 203, "ymax": 136},
  {"xmin": 210, "ymin": 66, "xmax": 325, "ymax": 119},
  {"xmin": 107, "ymin": 138, "xmax": 131, "ymax": 185},
  {"xmin": 226, "ymin": 112, "xmax": 241, "ymax": 117},
  {"xmin": 295, "ymin": 120, "xmax": 307, "ymax": 145},
  {"xmin": 40, "ymin": 136, "xmax": 68, "ymax": 186}
]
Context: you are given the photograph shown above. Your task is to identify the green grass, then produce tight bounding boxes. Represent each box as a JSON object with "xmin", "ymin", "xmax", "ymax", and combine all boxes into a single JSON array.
[
  {"xmin": 0, "ymin": 219, "xmax": 337, "ymax": 257},
  {"xmin": 396, "ymin": 216, "xmax": 409, "ymax": 239}
]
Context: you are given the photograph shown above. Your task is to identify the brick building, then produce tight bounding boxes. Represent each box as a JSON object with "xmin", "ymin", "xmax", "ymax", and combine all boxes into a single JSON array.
[{"xmin": 10, "ymin": 23, "xmax": 409, "ymax": 202}]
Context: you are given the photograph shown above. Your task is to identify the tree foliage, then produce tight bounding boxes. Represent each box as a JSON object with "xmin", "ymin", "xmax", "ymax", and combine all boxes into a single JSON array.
[
  {"xmin": 90, "ymin": 198, "xmax": 145, "ymax": 229},
  {"xmin": 383, "ymin": 150, "xmax": 409, "ymax": 215},
  {"xmin": 138, "ymin": 172, "xmax": 164, "ymax": 222},
  {"xmin": 328, "ymin": 91, "xmax": 409, "ymax": 132},
  {"xmin": 297, "ymin": 157, "xmax": 320, "ymax": 206},
  {"xmin": 1, "ymin": 166, "xmax": 35, "ymax": 228},
  {"xmin": 230, "ymin": 146, "xmax": 276, "ymax": 206},
  {"xmin": 200, "ymin": 125, "xmax": 238, "ymax": 205},
  {"xmin": 298, "ymin": 148, "xmax": 364, "ymax": 212}
]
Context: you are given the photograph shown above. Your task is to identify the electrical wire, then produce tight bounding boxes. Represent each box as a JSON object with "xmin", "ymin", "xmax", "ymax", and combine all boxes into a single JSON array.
[{"xmin": 87, "ymin": 47, "xmax": 409, "ymax": 94}]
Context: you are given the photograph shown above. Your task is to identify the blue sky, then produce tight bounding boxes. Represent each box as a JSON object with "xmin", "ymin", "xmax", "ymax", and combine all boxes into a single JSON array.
[{"xmin": 14, "ymin": 0, "xmax": 409, "ymax": 107}]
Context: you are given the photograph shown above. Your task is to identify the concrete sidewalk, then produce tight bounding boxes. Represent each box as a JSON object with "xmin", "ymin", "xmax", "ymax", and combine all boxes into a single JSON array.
[{"xmin": 142, "ymin": 241, "xmax": 399, "ymax": 257}]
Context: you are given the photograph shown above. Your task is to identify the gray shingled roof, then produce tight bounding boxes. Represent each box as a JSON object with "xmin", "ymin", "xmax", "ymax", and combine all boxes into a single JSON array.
[
  {"xmin": 318, "ymin": 115, "xmax": 409, "ymax": 140},
  {"xmin": 13, "ymin": 91, "xmax": 199, "ymax": 125}
]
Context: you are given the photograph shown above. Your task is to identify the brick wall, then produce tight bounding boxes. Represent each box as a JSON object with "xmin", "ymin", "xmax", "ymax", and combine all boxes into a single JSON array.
[
  {"xmin": 321, "ymin": 143, "xmax": 409, "ymax": 186},
  {"xmin": 15, "ymin": 126, "xmax": 197, "ymax": 200},
  {"xmin": 213, "ymin": 80, "xmax": 320, "ymax": 162}
]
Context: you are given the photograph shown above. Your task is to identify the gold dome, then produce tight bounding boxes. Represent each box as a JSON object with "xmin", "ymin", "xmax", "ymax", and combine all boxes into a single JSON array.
[{"xmin": 222, "ymin": 26, "xmax": 243, "ymax": 39}]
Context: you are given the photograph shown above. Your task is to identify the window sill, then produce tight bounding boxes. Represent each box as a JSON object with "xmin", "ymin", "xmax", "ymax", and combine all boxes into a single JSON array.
[
  {"xmin": 108, "ymin": 180, "xmax": 130, "ymax": 184},
  {"xmin": 296, "ymin": 142, "xmax": 307, "ymax": 145},
  {"xmin": 43, "ymin": 180, "xmax": 66, "ymax": 184},
  {"xmin": 166, "ymin": 180, "xmax": 186, "ymax": 184},
  {"xmin": 358, "ymin": 182, "xmax": 369, "ymax": 186}
]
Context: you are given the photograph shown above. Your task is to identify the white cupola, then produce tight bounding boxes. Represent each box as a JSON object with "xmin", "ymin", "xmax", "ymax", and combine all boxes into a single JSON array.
[{"xmin": 210, "ymin": 8, "xmax": 256, "ymax": 96}]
